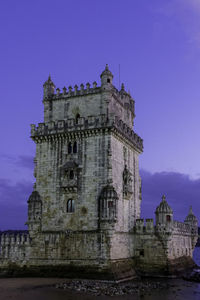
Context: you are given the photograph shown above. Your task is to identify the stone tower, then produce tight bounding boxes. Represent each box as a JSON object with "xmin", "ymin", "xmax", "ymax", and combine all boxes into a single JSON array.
[
  {"xmin": 28, "ymin": 65, "xmax": 143, "ymax": 279},
  {"xmin": 0, "ymin": 66, "xmax": 197, "ymax": 279}
]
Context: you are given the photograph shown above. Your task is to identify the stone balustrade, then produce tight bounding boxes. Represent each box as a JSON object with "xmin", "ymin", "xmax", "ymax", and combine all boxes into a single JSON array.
[
  {"xmin": 173, "ymin": 220, "xmax": 193, "ymax": 235},
  {"xmin": 0, "ymin": 231, "xmax": 30, "ymax": 247},
  {"xmin": 0, "ymin": 231, "xmax": 30, "ymax": 260}
]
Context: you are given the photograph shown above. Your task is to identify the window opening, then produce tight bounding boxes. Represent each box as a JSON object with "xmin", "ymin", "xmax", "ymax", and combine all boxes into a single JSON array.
[
  {"xmin": 68, "ymin": 142, "xmax": 72, "ymax": 154},
  {"xmin": 69, "ymin": 170, "xmax": 74, "ymax": 180},
  {"xmin": 140, "ymin": 250, "xmax": 144, "ymax": 257},
  {"xmin": 73, "ymin": 141, "xmax": 77, "ymax": 153},
  {"xmin": 75, "ymin": 113, "xmax": 80, "ymax": 124},
  {"xmin": 67, "ymin": 199, "xmax": 74, "ymax": 213},
  {"xmin": 107, "ymin": 78, "xmax": 110, "ymax": 83}
]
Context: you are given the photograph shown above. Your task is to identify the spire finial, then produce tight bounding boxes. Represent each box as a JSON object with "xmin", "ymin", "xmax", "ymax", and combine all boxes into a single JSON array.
[
  {"xmin": 162, "ymin": 195, "xmax": 166, "ymax": 201},
  {"xmin": 189, "ymin": 206, "xmax": 193, "ymax": 214},
  {"xmin": 43, "ymin": 74, "xmax": 55, "ymax": 98}
]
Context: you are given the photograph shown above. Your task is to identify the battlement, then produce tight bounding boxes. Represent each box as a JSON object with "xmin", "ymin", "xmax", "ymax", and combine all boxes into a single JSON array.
[
  {"xmin": 44, "ymin": 81, "xmax": 101, "ymax": 101},
  {"xmin": 135, "ymin": 218, "xmax": 197, "ymax": 238},
  {"xmin": 43, "ymin": 81, "xmax": 135, "ymax": 115},
  {"xmin": 31, "ymin": 115, "xmax": 143, "ymax": 151},
  {"xmin": 114, "ymin": 117, "xmax": 143, "ymax": 150},
  {"xmin": 135, "ymin": 218, "xmax": 155, "ymax": 234}
]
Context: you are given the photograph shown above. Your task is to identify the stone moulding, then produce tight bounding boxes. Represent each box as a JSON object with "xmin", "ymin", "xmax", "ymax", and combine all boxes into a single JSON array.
[{"xmin": 31, "ymin": 116, "xmax": 143, "ymax": 152}]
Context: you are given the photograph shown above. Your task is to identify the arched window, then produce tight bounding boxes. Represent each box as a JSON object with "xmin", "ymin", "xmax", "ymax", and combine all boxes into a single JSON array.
[
  {"xmin": 67, "ymin": 199, "xmax": 74, "ymax": 213},
  {"xmin": 99, "ymin": 186, "xmax": 118, "ymax": 221},
  {"xmin": 73, "ymin": 141, "xmax": 77, "ymax": 153},
  {"xmin": 75, "ymin": 113, "xmax": 80, "ymax": 124},
  {"xmin": 69, "ymin": 170, "xmax": 74, "ymax": 180},
  {"xmin": 68, "ymin": 142, "xmax": 72, "ymax": 154}
]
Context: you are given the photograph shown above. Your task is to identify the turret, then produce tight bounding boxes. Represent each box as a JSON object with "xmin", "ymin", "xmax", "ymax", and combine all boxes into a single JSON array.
[
  {"xmin": 43, "ymin": 75, "xmax": 55, "ymax": 99},
  {"xmin": 184, "ymin": 206, "xmax": 198, "ymax": 227},
  {"xmin": 155, "ymin": 195, "xmax": 173, "ymax": 226},
  {"xmin": 184, "ymin": 206, "xmax": 198, "ymax": 248},
  {"xmin": 26, "ymin": 191, "xmax": 42, "ymax": 233},
  {"xmin": 100, "ymin": 64, "xmax": 113, "ymax": 88}
]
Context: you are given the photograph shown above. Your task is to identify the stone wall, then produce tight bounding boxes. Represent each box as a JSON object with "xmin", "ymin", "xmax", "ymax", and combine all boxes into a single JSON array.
[{"xmin": 132, "ymin": 218, "xmax": 197, "ymax": 275}]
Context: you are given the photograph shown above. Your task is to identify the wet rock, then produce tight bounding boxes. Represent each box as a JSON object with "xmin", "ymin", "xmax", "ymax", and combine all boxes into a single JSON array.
[{"xmin": 56, "ymin": 279, "xmax": 171, "ymax": 296}]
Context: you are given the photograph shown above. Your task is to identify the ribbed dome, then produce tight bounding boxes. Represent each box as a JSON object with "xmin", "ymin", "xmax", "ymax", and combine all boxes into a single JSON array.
[
  {"xmin": 155, "ymin": 195, "xmax": 173, "ymax": 214},
  {"xmin": 28, "ymin": 191, "xmax": 41, "ymax": 203},
  {"xmin": 99, "ymin": 185, "xmax": 118, "ymax": 200},
  {"xmin": 185, "ymin": 206, "xmax": 197, "ymax": 223},
  {"xmin": 100, "ymin": 64, "xmax": 113, "ymax": 79}
]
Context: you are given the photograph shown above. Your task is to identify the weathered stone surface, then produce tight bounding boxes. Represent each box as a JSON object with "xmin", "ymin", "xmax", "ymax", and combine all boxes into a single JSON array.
[{"xmin": 0, "ymin": 66, "xmax": 197, "ymax": 279}]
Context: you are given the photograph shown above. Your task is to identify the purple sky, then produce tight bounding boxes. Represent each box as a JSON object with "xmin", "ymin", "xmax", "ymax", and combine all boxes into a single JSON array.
[{"xmin": 1, "ymin": 0, "xmax": 200, "ymax": 229}]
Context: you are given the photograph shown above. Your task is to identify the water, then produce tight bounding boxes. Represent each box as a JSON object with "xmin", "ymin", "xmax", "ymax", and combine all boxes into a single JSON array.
[{"xmin": 0, "ymin": 250, "xmax": 200, "ymax": 299}]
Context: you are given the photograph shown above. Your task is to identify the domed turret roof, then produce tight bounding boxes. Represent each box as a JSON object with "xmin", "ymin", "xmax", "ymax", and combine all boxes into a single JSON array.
[
  {"xmin": 155, "ymin": 195, "xmax": 173, "ymax": 214},
  {"xmin": 99, "ymin": 185, "xmax": 118, "ymax": 200},
  {"xmin": 100, "ymin": 64, "xmax": 113, "ymax": 79},
  {"xmin": 28, "ymin": 191, "xmax": 41, "ymax": 203},
  {"xmin": 185, "ymin": 206, "xmax": 198, "ymax": 223}
]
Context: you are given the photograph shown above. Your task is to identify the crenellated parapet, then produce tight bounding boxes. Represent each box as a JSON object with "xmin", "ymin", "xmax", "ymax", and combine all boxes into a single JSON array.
[
  {"xmin": 111, "ymin": 85, "xmax": 135, "ymax": 115},
  {"xmin": 134, "ymin": 218, "xmax": 196, "ymax": 237},
  {"xmin": 43, "ymin": 80, "xmax": 135, "ymax": 116},
  {"xmin": 114, "ymin": 117, "xmax": 143, "ymax": 151},
  {"xmin": 135, "ymin": 218, "xmax": 155, "ymax": 234},
  {"xmin": 43, "ymin": 82, "xmax": 101, "ymax": 101},
  {"xmin": 30, "ymin": 115, "xmax": 143, "ymax": 151}
]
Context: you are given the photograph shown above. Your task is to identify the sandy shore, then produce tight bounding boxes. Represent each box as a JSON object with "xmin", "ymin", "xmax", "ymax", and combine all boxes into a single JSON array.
[{"xmin": 0, "ymin": 277, "xmax": 200, "ymax": 300}]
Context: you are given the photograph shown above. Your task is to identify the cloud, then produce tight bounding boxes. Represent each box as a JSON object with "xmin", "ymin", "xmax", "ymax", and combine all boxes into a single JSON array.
[
  {"xmin": 182, "ymin": 0, "xmax": 200, "ymax": 12},
  {"xmin": 1, "ymin": 154, "xmax": 34, "ymax": 170},
  {"xmin": 140, "ymin": 169, "xmax": 200, "ymax": 224},
  {"xmin": 16, "ymin": 155, "xmax": 34, "ymax": 170},
  {"xmin": 151, "ymin": 0, "xmax": 200, "ymax": 49},
  {"xmin": 0, "ymin": 178, "xmax": 32, "ymax": 230},
  {"xmin": 0, "ymin": 155, "xmax": 34, "ymax": 229},
  {"xmin": 0, "ymin": 167, "xmax": 199, "ymax": 229}
]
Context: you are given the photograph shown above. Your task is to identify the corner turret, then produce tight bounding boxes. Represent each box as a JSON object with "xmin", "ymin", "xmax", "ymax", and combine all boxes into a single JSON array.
[
  {"xmin": 184, "ymin": 206, "xmax": 198, "ymax": 227},
  {"xmin": 43, "ymin": 75, "xmax": 55, "ymax": 99},
  {"xmin": 100, "ymin": 64, "xmax": 113, "ymax": 88},
  {"xmin": 26, "ymin": 191, "xmax": 42, "ymax": 234},
  {"xmin": 155, "ymin": 195, "xmax": 173, "ymax": 226},
  {"xmin": 184, "ymin": 206, "xmax": 198, "ymax": 248}
]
